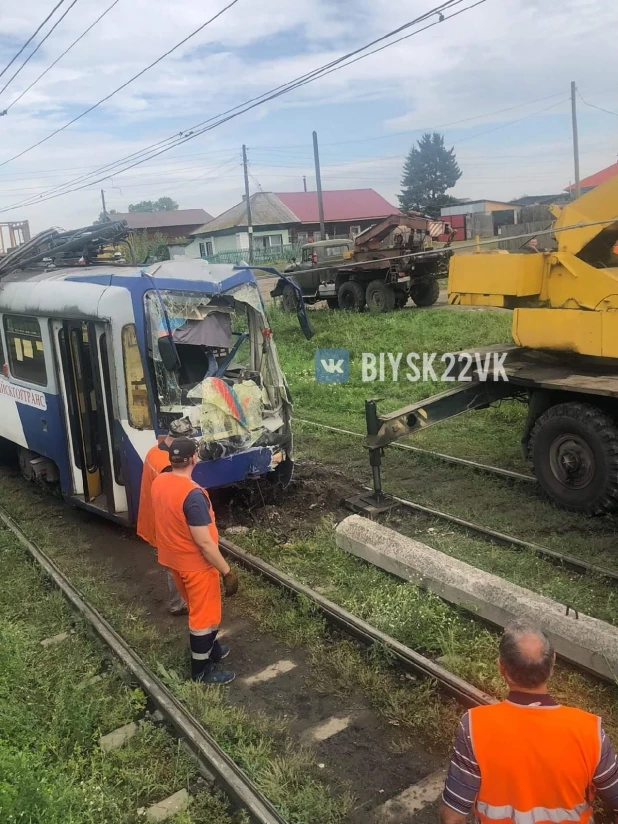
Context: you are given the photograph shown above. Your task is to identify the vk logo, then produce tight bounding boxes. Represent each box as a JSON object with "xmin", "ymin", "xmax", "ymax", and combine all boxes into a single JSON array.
[{"xmin": 315, "ymin": 348, "xmax": 350, "ymax": 383}]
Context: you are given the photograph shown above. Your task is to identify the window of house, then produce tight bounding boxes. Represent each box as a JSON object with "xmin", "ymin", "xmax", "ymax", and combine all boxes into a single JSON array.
[
  {"xmin": 122, "ymin": 324, "xmax": 152, "ymax": 429},
  {"xmin": 205, "ymin": 241, "xmax": 213, "ymax": 256},
  {"xmin": 199, "ymin": 242, "xmax": 205, "ymax": 257},
  {"xmin": 350, "ymin": 225, "xmax": 362, "ymax": 237},
  {"xmin": 4, "ymin": 315, "xmax": 47, "ymax": 385}
]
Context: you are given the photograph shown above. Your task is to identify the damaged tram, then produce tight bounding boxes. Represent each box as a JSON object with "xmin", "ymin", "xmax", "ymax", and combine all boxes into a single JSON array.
[{"xmin": 0, "ymin": 256, "xmax": 298, "ymax": 525}]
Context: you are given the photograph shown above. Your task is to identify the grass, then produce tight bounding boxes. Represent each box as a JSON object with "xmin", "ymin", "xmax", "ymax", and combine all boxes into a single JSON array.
[
  {"xmin": 228, "ymin": 519, "xmax": 618, "ymax": 745},
  {"xmin": 0, "ymin": 474, "xmax": 354, "ymax": 824},
  {"xmin": 0, "ymin": 527, "xmax": 237, "ymax": 824}
]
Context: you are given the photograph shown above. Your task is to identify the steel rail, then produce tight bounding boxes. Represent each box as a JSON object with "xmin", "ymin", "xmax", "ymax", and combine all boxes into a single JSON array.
[
  {"xmin": 296, "ymin": 417, "xmax": 536, "ymax": 484},
  {"xmin": 0, "ymin": 506, "xmax": 288, "ymax": 824},
  {"xmin": 219, "ymin": 536, "xmax": 493, "ymax": 709},
  {"xmin": 363, "ymin": 487, "xmax": 618, "ymax": 584}
]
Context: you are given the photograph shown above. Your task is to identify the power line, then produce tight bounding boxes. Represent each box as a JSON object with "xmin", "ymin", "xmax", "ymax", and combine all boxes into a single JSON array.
[
  {"xmin": 0, "ymin": 0, "xmax": 65, "ymax": 81},
  {"xmin": 0, "ymin": 0, "xmax": 484, "ymax": 214},
  {"xmin": 577, "ymin": 92, "xmax": 618, "ymax": 118},
  {"xmin": 0, "ymin": 0, "xmax": 80, "ymax": 105},
  {"xmin": 0, "ymin": 0, "xmax": 240, "ymax": 166},
  {"xmin": 3, "ymin": 0, "xmax": 122, "ymax": 114}
]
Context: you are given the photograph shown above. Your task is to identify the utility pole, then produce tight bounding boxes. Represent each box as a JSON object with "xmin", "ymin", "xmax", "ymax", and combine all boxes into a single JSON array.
[
  {"xmin": 303, "ymin": 175, "xmax": 307, "ymax": 192},
  {"xmin": 100, "ymin": 188, "xmax": 108, "ymax": 221},
  {"xmin": 242, "ymin": 144, "xmax": 254, "ymax": 264},
  {"xmin": 570, "ymin": 81, "xmax": 581, "ymax": 200},
  {"xmin": 312, "ymin": 131, "xmax": 325, "ymax": 240}
]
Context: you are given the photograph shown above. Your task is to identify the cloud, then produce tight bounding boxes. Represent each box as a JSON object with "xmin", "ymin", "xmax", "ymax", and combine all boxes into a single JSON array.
[{"xmin": 0, "ymin": 0, "xmax": 616, "ymax": 230}]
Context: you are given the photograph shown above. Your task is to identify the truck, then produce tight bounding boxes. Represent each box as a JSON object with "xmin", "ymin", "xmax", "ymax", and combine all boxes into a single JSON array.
[
  {"xmin": 360, "ymin": 174, "xmax": 618, "ymax": 514},
  {"xmin": 272, "ymin": 213, "xmax": 453, "ymax": 313}
]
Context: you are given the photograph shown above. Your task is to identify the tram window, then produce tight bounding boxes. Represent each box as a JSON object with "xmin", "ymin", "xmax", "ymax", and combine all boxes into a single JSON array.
[
  {"xmin": 4, "ymin": 315, "xmax": 47, "ymax": 386},
  {"xmin": 122, "ymin": 324, "xmax": 152, "ymax": 429}
]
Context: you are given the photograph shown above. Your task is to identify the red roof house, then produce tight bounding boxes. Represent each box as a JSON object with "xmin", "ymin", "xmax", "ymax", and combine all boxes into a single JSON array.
[
  {"xmin": 565, "ymin": 162, "xmax": 618, "ymax": 194},
  {"xmin": 275, "ymin": 188, "xmax": 399, "ymax": 241}
]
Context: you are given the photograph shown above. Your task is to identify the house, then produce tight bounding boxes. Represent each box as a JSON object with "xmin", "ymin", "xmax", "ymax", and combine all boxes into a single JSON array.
[
  {"xmin": 112, "ymin": 208, "xmax": 213, "ymax": 240},
  {"xmin": 185, "ymin": 188, "xmax": 400, "ymax": 259},
  {"xmin": 440, "ymin": 199, "xmax": 522, "ymax": 240},
  {"xmin": 565, "ymin": 161, "xmax": 618, "ymax": 195},
  {"xmin": 275, "ymin": 189, "xmax": 400, "ymax": 243},
  {"xmin": 185, "ymin": 192, "xmax": 300, "ymax": 259}
]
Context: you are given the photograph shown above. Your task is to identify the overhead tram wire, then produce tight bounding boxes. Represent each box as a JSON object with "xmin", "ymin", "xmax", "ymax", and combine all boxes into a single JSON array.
[
  {"xmin": 3, "ymin": 0, "xmax": 122, "ymax": 114},
  {"xmin": 0, "ymin": 0, "xmax": 485, "ymax": 213},
  {"xmin": 0, "ymin": 0, "xmax": 81, "ymax": 105},
  {"xmin": 0, "ymin": 0, "xmax": 241, "ymax": 168},
  {"xmin": 0, "ymin": 0, "xmax": 65, "ymax": 81},
  {"xmin": 0, "ymin": 0, "xmax": 469, "ymax": 199}
]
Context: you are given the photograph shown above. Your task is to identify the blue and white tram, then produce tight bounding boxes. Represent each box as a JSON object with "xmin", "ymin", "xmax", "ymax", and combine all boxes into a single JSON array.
[{"xmin": 0, "ymin": 258, "xmax": 294, "ymax": 524}]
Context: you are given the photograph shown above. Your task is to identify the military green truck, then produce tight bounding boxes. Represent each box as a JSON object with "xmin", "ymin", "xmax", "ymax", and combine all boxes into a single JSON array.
[{"xmin": 272, "ymin": 214, "xmax": 453, "ymax": 313}]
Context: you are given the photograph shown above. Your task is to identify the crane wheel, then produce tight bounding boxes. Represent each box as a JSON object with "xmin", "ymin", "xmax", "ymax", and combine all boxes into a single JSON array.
[
  {"xmin": 338, "ymin": 280, "xmax": 366, "ymax": 311},
  {"xmin": 394, "ymin": 289, "xmax": 408, "ymax": 309},
  {"xmin": 326, "ymin": 297, "xmax": 339, "ymax": 309},
  {"xmin": 365, "ymin": 280, "xmax": 396, "ymax": 313},
  {"xmin": 281, "ymin": 284, "xmax": 299, "ymax": 313},
  {"xmin": 528, "ymin": 402, "xmax": 618, "ymax": 514},
  {"xmin": 410, "ymin": 279, "xmax": 440, "ymax": 307}
]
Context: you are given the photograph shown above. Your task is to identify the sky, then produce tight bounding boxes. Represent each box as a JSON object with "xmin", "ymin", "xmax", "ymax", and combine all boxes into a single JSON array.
[{"xmin": 0, "ymin": 0, "xmax": 617, "ymax": 233}]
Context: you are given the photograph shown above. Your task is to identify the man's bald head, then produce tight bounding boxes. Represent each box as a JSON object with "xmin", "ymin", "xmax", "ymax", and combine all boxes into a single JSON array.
[{"xmin": 499, "ymin": 619, "xmax": 555, "ymax": 689}]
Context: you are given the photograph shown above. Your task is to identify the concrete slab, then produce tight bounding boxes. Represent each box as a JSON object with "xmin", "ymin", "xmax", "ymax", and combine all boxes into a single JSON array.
[
  {"xmin": 138, "ymin": 789, "xmax": 190, "ymax": 822},
  {"xmin": 336, "ymin": 515, "xmax": 618, "ymax": 682},
  {"xmin": 373, "ymin": 768, "xmax": 447, "ymax": 821},
  {"xmin": 100, "ymin": 722, "xmax": 138, "ymax": 752}
]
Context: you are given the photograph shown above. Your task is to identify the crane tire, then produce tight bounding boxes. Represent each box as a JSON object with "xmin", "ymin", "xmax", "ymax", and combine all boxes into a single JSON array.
[
  {"xmin": 365, "ymin": 280, "xmax": 396, "ymax": 313},
  {"xmin": 338, "ymin": 280, "xmax": 366, "ymax": 311},
  {"xmin": 528, "ymin": 401, "xmax": 618, "ymax": 514},
  {"xmin": 281, "ymin": 284, "xmax": 299, "ymax": 313},
  {"xmin": 410, "ymin": 279, "xmax": 440, "ymax": 307}
]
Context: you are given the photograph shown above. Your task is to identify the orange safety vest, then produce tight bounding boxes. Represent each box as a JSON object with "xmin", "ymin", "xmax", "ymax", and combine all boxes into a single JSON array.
[
  {"xmin": 470, "ymin": 701, "xmax": 601, "ymax": 824},
  {"xmin": 136, "ymin": 443, "xmax": 170, "ymax": 546},
  {"xmin": 150, "ymin": 472, "xmax": 219, "ymax": 572}
]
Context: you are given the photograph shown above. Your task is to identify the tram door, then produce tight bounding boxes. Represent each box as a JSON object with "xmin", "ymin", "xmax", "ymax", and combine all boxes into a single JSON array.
[{"xmin": 54, "ymin": 320, "xmax": 127, "ymax": 517}]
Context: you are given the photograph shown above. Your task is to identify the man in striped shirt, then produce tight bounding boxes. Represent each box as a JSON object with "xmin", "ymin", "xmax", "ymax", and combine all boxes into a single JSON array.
[{"xmin": 441, "ymin": 619, "xmax": 618, "ymax": 824}]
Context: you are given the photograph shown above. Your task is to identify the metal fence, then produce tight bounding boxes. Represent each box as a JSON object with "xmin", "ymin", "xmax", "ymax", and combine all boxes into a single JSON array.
[{"xmin": 205, "ymin": 243, "xmax": 302, "ymax": 265}]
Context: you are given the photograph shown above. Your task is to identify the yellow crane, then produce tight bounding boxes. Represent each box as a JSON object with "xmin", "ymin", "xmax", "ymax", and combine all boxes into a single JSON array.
[{"xmin": 362, "ymin": 175, "xmax": 618, "ymax": 514}]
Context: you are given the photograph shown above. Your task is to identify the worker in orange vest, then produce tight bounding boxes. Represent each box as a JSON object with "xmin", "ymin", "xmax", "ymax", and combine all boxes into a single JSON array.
[
  {"xmin": 151, "ymin": 437, "xmax": 238, "ymax": 684},
  {"xmin": 137, "ymin": 417, "xmax": 196, "ymax": 615},
  {"xmin": 441, "ymin": 619, "xmax": 618, "ymax": 824}
]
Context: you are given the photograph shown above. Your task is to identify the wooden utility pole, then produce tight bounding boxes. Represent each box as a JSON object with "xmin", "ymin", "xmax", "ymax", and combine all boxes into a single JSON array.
[
  {"xmin": 312, "ymin": 131, "xmax": 325, "ymax": 239},
  {"xmin": 242, "ymin": 145, "xmax": 254, "ymax": 264},
  {"xmin": 100, "ymin": 189, "xmax": 108, "ymax": 221},
  {"xmin": 303, "ymin": 175, "xmax": 308, "ymax": 192},
  {"xmin": 570, "ymin": 81, "xmax": 581, "ymax": 200}
]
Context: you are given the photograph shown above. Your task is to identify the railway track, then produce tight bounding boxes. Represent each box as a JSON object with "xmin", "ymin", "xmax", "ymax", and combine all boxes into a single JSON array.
[{"xmin": 298, "ymin": 417, "xmax": 618, "ymax": 585}]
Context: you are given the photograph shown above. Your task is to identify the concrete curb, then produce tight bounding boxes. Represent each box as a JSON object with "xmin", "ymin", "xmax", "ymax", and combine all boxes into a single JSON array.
[{"xmin": 335, "ymin": 514, "xmax": 618, "ymax": 682}]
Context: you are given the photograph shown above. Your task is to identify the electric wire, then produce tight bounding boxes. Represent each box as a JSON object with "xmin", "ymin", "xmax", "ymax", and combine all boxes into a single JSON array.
[
  {"xmin": 0, "ymin": 0, "xmax": 80, "ymax": 104},
  {"xmin": 0, "ymin": 0, "xmax": 65, "ymax": 81},
  {"xmin": 0, "ymin": 0, "xmax": 486, "ymax": 213},
  {"xmin": 577, "ymin": 92, "xmax": 618, "ymax": 118},
  {"xmin": 0, "ymin": 0, "xmax": 240, "ymax": 167},
  {"xmin": 2, "ymin": 0, "xmax": 122, "ymax": 114}
]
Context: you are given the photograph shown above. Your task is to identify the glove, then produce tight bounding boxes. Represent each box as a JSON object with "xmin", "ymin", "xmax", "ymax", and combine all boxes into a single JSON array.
[{"xmin": 223, "ymin": 569, "xmax": 239, "ymax": 597}]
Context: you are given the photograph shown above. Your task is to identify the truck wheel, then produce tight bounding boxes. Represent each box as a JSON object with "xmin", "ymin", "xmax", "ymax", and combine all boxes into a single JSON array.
[
  {"xmin": 281, "ymin": 284, "xmax": 299, "ymax": 313},
  {"xmin": 394, "ymin": 289, "xmax": 408, "ymax": 309},
  {"xmin": 410, "ymin": 279, "xmax": 440, "ymax": 307},
  {"xmin": 528, "ymin": 402, "xmax": 618, "ymax": 514},
  {"xmin": 326, "ymin": 297, "xmax": 339, "ymax": 310},
  {"xmin": 338, "ymin": 281, "xmax": 366, "ymax": 311},
  {"xmin": 366, "ymin": 280, "xmax": 396, "ymax": 313}
]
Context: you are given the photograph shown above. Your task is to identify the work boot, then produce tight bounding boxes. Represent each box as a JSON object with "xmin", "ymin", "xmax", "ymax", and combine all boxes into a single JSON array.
[
  {"xmin": 197, "ymin": 668, "xmax": 236, "ymax": 685},
  {"xmin": 210, "ymin": 641, "xmax": 230, "ymax": 663}
]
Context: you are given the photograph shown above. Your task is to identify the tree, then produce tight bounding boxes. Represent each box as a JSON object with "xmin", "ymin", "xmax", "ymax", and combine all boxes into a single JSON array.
[
  {"xmin": 398, "ymin": 132, "xmax": 462, "ymax": 218},
  {"xmin": 128, "ymin": 197, "xmax": 179, "ymax": 213},
  {"xmin": 93, "ymin": 208, "xmax": 119, "ymax": 224}
]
